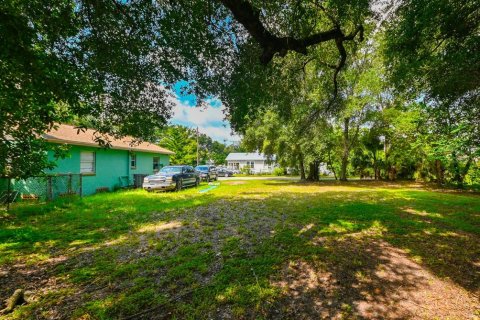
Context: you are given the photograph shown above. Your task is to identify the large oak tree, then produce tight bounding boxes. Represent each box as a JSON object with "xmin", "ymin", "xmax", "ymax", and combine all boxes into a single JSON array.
[{"xmin": 1, "ymin": 0, "xmax": 370, "ymax": 178}]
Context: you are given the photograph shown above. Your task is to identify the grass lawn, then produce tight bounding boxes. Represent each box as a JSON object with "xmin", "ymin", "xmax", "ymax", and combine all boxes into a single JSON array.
[{"xmin": 1, "ymin": 180, "xmax": 479, "ymax": 319}]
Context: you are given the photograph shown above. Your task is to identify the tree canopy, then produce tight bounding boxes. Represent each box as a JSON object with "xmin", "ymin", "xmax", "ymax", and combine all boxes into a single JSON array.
[
  {"xmin": 156, "ymin": 125, "xmax": 240, "ymax": 166},
  {"xmin": 1, "ymin": 0, "xmax": 479, "ymax": 185},
  {"xmin": 1, "ymin": 0, "xmax": 369, "ymax": 177}
]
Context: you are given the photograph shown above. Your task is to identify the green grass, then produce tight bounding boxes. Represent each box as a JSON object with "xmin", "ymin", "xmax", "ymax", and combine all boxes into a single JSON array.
[{"xmin": 1, "ymin": 180, "xmax": 479, "ymax": 319}]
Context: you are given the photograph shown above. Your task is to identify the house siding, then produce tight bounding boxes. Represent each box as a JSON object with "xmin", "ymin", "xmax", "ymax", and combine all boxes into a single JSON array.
[
  {"xmin": 128, "ymin": 151, "xmax": 169, "ymax": 182},
  {"xmin": 227, "ymin": 160, "xmax": 275, "ymax": 173},
  {"xmin": 46, "ymin": 145, "xmax": 170, "ymax": 196}
]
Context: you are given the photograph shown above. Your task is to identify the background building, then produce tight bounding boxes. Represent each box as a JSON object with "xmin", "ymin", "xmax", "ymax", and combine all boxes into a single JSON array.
[{"xmin": 225, "ymin": 153, "xmax": 276, "ymax": 174}]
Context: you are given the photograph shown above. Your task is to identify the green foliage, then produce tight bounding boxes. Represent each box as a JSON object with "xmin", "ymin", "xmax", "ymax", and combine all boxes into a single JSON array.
[
  {"xmin": 2, "ymin": 0, "xmax": 478, "ymax": 187},
  {"xmin": 382, "ymin": 0, "xmax": 480, "ymax": 186},
  {"xmin": 157, "ymin": 125, "xmax": 198, "ymax": 165},
  {"xmin": 384, "ymin": 0, "xmax": 479, "ymax": 100},
  {"xmin": 238, "ymin": 30, "xmax": 479, "ymax": 186},
  {"xmin": 272, "ymin": 167, "xmax": 285, "ymax": 176},
  {"xmin": 240, "ymin": 166, "xmax": 252, "ymax": 175},
  {"xmin": 1, "ymin": 0, "xmax": 372, "ymax": 179},
  {"xmin": 1, "ymin": 0, "xmax": 189, "ymax": 177},
  {"xmin": 156, "ymin": 124, "xmax": 239, "ymax": 166}
]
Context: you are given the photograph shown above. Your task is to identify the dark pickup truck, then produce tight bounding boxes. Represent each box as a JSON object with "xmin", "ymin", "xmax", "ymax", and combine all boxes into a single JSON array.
[{"xmin": 143, "ymin": 165, "xmax": 199, "ymax": 191}]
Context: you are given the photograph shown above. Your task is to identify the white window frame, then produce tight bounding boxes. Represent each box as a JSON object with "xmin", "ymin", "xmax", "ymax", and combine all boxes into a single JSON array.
[
  {"xmin": 130, "ymin": 153, "xmax": 137, "ymax": 169},
  {"xmin": 80, "ymin": 151, "xmax": 96, "ymax": 174},
  {"xmin": 153, "ymin": 156, "xmax": 160, "ymax": 172}
]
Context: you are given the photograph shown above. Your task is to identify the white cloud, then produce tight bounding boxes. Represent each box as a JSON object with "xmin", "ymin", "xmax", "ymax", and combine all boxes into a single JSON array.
[{"xmin": 169, "ymin": 97, "xmax": 241, "ymax": 143}]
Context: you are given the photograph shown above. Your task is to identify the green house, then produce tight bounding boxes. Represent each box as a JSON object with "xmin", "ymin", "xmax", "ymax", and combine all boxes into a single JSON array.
[{"xmin": 37, "ymin": 124, "xmax": 173, "ymax": 196}]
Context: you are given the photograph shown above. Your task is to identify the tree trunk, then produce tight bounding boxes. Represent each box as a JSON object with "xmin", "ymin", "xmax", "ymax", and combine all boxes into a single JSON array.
[
  {"xmin": 298, "ymin": 152, "xmax": 306, "ymax": 180},
  {"xmin": 434, "ymin": 159, "xmax": 444, "ymax": 185},
  {"xmin": 307, "ymin": 161, "xmax": 319, "ymax": 181},
  {"xmin": 451, "ymin": 151, "xmax": 463, "ymax": 186},
  {"xmin": 340, "ymin": 157, "xmax": 348, "ymax": 181},
  {"xmin": 388, "ymin": 166, "xmax": 397, "ymax": 181},
  {"xmin": 340, "ymin": 117, "xmax": 350, "ymax": 181}
]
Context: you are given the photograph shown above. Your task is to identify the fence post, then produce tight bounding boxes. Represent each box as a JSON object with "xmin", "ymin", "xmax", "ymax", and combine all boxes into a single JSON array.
[
  {"xmin": 47, "ymin": 176, "xmax": 53, "ymax": 201},
  {"xmin": 68, "ymin": 173, "xmax": 72, "ymax": 194},
  {"xmin": 79, "ymin": 174, "xmax": 82, "ymax": 198}
]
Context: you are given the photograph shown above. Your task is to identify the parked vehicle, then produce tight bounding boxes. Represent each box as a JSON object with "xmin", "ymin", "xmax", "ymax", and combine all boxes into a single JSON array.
[
  {"xmin": 217, "ymin": 167, "xmax": 234, "ymax": 177},
  {"xmin": 195, "ymin": 165, "xmax": 218, "ymax": 182},
  {"xmin": 143, "ymin": 165, "xmax": 199, "ymax": 191}
]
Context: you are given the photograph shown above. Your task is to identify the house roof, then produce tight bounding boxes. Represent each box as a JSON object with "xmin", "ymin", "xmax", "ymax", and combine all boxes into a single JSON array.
[
  {"xmin": 44, "ymin": 124, "xmax": 174, "ymax": 155},
  {"xmin": 225, "ymin": 152, "xmax": 275, "ymax": 161}
]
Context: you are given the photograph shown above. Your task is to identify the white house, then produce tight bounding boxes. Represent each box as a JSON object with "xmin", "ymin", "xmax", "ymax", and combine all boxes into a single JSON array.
[{"xmin": 225, "ymin": 153, "xmax": 276, "ymax": 174}]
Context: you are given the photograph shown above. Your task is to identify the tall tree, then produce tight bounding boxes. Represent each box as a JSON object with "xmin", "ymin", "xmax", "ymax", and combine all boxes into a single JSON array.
[
  {"xmin": 384, "ymin": 0, "xmax": 480, "ymax": 185},
  {"xmin": 1, "ymin": 0, "xmax": 373, "ymax": 178},
  {"xmin": 157, "ymin": 126, "xmax": 198, "ymax": 166}
]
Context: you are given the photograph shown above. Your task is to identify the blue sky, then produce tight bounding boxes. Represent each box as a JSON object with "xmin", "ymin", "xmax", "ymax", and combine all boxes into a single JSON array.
[{"xmin": 169, "ymin": 81, "xmax": 240, "ymax": 143}]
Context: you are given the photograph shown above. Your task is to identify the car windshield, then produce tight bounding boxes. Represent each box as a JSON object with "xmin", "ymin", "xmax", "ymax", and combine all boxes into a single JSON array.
[
  {"xmin": 196, "ymin": 166, "xmax": 209, "ymax": 171},
  {"xmin": 158, "ymin": 166, "xmax": 182, "ymax": 174}
]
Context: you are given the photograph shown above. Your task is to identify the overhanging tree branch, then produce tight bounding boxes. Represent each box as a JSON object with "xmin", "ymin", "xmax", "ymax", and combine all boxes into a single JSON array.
[
  {"xmin": 219, "ymin": 0, "xmax": 345, "ymax": 64},
  {"xmin": 218, "ymin": 0, "xmax": 364, "ymax": 94}
]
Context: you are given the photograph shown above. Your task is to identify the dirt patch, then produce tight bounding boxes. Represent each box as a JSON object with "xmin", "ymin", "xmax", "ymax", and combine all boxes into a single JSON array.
[
  {"xmin": 270, "ymin": 237, "xmax": 480, "ymax": 319},
  {"xmin": 222, "ymin": 181, "xmax": 247, "ymax": 185},
  {"xmin": 137, "ymin": 221, "xmax": 183, "ymax": 233}
]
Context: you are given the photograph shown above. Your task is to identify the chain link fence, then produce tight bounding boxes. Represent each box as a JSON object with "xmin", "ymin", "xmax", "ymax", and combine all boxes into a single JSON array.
[{"xmin": 0, "ymin": 174, "xmax": 82, "ymax": 209}]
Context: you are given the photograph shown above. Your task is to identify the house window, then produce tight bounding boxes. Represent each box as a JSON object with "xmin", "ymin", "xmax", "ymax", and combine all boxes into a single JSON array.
[
  {"xmin": 130, "ymin": 154, "xmax": 137, "ymax": 169},
  {"xmin": 153, "ymin": 157, "xmax": 160, "ymax": 172},
  {"xmin": 246, "ymin": 161, "xmax": 254, "ymax": 168},
  {"xmin": 80, "ymin": 151, "xmax": 95, "ymax": 174}
]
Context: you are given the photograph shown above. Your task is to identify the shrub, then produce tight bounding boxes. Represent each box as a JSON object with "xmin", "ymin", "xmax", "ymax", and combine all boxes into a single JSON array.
[
  {"xmin": 240, "ymin": 167, "xmax": 251, "ymax": 175},
  {"xmin": 287, "ymin": 168, "xmax": 299, "ymax": 176},
  {"xmin": 273, "ymin": 167, "xmax": 285, "ymax": 176}
]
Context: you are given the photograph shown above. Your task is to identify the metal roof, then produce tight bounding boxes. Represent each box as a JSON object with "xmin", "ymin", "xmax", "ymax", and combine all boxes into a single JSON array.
[{"xmin": 225, "ymin": 152, "xmax": 275, "ymax": 161}]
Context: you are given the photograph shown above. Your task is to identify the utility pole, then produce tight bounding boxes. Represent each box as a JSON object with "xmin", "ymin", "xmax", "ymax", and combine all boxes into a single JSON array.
[{"xmin": 196, "ymin": 126, "xmax": 199, "ymax": 166}]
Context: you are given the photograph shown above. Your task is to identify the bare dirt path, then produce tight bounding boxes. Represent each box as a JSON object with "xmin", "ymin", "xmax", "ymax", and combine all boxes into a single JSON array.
[{"xmin": 270, "ymin": 236, "xmax": 480, "ymax": 320}]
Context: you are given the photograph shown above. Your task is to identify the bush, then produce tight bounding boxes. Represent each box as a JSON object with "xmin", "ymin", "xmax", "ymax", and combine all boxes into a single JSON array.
[
  {"xmin": 240, "ymin": 167, "xmax": 251, "ymax": 175},
  {"xmin": 287, "ymin": 168, "xmax": 299, "ymax": 176},
  {"xmin": 465, "ymin": 162, "xmax": 480, "ymax": 187},
  {"xmin": 273, "ymin": 167, "xmax": 285, "ymax": 176}
]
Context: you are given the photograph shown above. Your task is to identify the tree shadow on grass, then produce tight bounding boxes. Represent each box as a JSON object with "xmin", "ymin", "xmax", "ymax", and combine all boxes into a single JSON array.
[
  {"xmin": 182, "ymin": 190, "xmax": 479, "ymax": 319},
  {"xmin": 265, "ymin": 235, "xmax": 477, "ymax": 319},
  {"xmin": 1, "ymin": 186, "xmax": 479, "ymax": 319},
  {"xmin": 263, "ymin": 179, "xmax": 480, "ymax": 196},
  {"xmin": 266, "ymin": 189, "xmax": 480, "ymax": 296},
  {"xmin": 0, "ymin": 190, "xmax": 217, "ymax": 262}
]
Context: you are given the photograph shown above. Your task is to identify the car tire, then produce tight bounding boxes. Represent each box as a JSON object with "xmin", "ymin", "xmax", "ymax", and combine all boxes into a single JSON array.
[
  {"xmin": 195, "ymin": 178, "xmax": 200, "ymax": 187},
  {"xmin": 176, "ymin": 179, "xmax": 183, "ymax": 191},
  {"xmin": 214, "ymin": 175, "xmax": 218, "ymax": 181}
]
